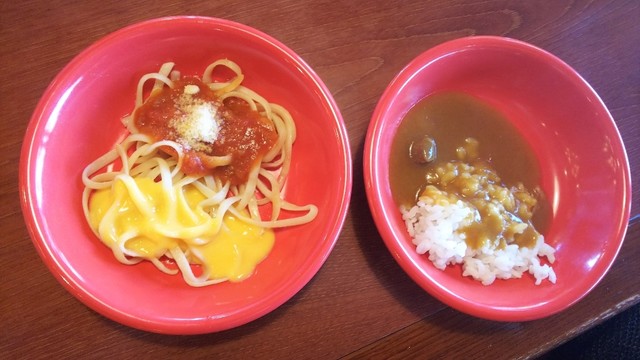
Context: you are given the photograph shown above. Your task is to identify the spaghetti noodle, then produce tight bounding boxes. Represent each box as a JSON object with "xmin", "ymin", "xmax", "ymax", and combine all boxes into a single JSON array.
[{"xmin": 82, "ymin": 59, "xmax": 317, "ymax": 287}]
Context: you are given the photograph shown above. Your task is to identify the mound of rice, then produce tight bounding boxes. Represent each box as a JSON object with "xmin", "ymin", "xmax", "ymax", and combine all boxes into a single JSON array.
[{"xmin": 401, "ymin": 193, "xmax": 557, "ymax": 286}]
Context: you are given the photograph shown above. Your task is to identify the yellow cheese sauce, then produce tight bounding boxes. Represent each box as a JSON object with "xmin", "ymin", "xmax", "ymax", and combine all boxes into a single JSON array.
[{"xmin": 88, "ymin": 177, "xmax": 274, "ymax": 282}]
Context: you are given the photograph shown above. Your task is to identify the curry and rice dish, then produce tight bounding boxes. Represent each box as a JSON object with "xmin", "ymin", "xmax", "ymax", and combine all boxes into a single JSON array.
[{"xmin": 390, "ymin": 92, "xmax": 556, "ymax": 285}]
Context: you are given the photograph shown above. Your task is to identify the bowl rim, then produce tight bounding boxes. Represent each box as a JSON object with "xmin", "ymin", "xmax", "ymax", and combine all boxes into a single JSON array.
[
  {"xmin": 364, "ymin": 35, "xmax": 632, "ymax": 321},
  {"xmin": 19, "ymin": 15, "xmax": 353, "ymax": 334}
]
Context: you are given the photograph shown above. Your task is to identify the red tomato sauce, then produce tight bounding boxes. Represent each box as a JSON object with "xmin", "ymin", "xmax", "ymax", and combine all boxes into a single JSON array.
[{"xmin": 133, "ymin": 77, "xmax": 278, "ymax": 185}]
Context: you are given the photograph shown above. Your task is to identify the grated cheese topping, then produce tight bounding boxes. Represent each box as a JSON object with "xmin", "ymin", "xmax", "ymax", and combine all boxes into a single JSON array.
[{"xmin": 169, "ymin": 85, "xmax": 222, "ymax": 151}]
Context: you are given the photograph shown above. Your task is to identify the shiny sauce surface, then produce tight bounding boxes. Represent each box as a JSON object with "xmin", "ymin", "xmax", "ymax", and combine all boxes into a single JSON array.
[
  {"xmin": 134, "ymin": 77, "xmax": 278, "ymax": 185},
  {"xmin": 89, "ymin": 177, "xmax": 275, "ymax": 282},
  {"xmin": 389, "ymin": 92, "xmax": 550, "ymax": 248}
]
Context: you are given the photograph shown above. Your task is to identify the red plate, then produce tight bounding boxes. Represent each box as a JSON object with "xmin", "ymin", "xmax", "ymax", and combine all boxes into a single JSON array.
[
  {"xmin": 20, "ymin": 16, "xmax": 352, "ymax": 334},
  {"xmin": 364, "ymin": 36, "xmax": 631, "ymax": 321}
]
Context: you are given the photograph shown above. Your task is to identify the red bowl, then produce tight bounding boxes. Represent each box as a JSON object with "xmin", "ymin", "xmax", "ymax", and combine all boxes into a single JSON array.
[
  {"xmin": 364, "ymin": 36, "xmax": 631, "ymax": 321},
  {"xmin": 20, "ymin": 16, "xmax": 352, "ymax": 334}
]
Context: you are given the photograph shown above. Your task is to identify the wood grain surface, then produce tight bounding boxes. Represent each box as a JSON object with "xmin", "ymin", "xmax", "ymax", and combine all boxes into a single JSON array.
[{"xmin": 1, "ymin": 1, "xmax": 638, "ymax": 359}]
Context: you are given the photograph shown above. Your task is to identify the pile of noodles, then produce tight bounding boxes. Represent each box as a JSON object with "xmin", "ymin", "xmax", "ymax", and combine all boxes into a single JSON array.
[{"xmin": 81, "ymin": 59, "xmax": 317, "ymax": 286}]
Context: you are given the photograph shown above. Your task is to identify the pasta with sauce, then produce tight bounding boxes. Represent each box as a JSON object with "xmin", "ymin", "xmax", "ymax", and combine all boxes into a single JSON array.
[{"xmin": 82, "ymin": 59, "xmax": 317, "ymax": 287}]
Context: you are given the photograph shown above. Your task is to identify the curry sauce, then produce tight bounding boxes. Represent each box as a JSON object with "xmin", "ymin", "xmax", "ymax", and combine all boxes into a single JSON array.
[{"xmin": 390, "ymin": 92, "xmax": 550, "ymax": 249}]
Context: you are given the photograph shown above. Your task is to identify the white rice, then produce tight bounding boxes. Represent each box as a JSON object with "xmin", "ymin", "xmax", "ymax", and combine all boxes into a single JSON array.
[{"xmin": 401, "ymin": 198, "xmax": 556, "ymax": 286}]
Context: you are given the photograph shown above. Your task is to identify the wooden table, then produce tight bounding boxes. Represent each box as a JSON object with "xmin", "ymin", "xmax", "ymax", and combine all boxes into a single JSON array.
[{"xmin": 2, "ymin": 1, "xmax": 638, "ymax": 358}]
